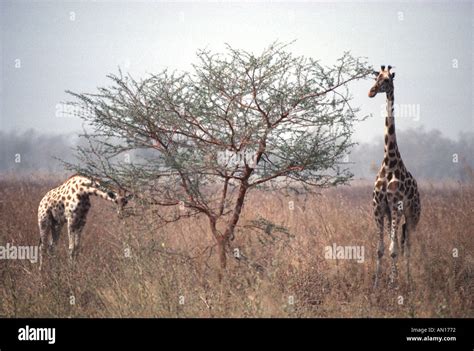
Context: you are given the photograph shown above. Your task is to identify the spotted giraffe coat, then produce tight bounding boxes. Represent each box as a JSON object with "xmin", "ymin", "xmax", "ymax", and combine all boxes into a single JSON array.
[
  {"xmin": 38, "ymin": 174, "xmax": 128, "ymax": 269},
  {"xmin": 369, "ymin": 65, "xmax": 421, "ymax": 288}
]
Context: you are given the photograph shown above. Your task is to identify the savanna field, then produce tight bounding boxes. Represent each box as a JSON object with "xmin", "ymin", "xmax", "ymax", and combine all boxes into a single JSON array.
[{"xmin": 0, "ymin": 175, "xmax": 472, "ymax": 318}]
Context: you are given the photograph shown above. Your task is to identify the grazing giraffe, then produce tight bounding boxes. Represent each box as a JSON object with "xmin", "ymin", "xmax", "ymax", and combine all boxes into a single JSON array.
[
  {"xmin": 369, "ymin": 65, "xmax": 421, "ymax": 288},
  {"xmin": 38, "ymin": 174, "xmax": 130, "ymax": 270}
]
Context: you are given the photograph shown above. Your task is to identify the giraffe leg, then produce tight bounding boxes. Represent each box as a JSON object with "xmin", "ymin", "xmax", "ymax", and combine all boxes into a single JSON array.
[
  {"xmin": 67, "ymin": 215, "xmax": 86, "ymax": 262},
  {"xmin": 403, "ymin": 221, "xmax": 413, "ymax": 288},
  {"xmin": 39, "ymin": 216, "xmax": 52, "ymax": 271},
  {"xmin": 373, "ymin": 210, "xmax": 385, "ymax": 289},
  {"xmin": 400, "ymin": 222, "xmax": 406, "ymax": 256},
  {"xmin": 389, "ymin": 211, "xmax": 402, "ymax": 285},
  {"xmin": 73, "ymin": 223, "xmax": 84, "ymax": 259},
  {"xmin": 48, "ymin": 220, "xmax": 62, "ymax": 255},
  {"xmin": 67, "ymin": 228, "xmax": 75, "ymax": 262},
  {"xmin": 67, "ymin": 219, "xmax": 78, "ymax": 262}
]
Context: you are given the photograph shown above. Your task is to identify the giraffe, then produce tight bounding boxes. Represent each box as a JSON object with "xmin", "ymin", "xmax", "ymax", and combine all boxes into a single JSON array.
[
  {"xmin": 38, "ymin": 174, "xmax": 130, "ymax": 270},
  {"xmin": 369, "ymin": 65, "xmax": 421, "ymax": 288}
]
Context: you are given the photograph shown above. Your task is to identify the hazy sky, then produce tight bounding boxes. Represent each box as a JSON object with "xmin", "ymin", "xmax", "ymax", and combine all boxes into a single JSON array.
[{"xmin": 1, "ymin": 0, "xmax": 472, "ymax": 142}]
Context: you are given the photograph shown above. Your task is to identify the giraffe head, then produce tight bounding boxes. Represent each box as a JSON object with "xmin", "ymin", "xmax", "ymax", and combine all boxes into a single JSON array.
[
  {"xmin": 114, "ymin": 190, "xmax": 133, "ymax": 218},
  {"xmin": 368, "ymin": 65, "xmax": 395, "ymax": 98}
]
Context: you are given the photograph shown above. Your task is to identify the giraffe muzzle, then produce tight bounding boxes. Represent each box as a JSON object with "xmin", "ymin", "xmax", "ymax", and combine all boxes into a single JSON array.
[{"xmin": 368, "ymin": 88, "xmax": 377, "ymax": 98}]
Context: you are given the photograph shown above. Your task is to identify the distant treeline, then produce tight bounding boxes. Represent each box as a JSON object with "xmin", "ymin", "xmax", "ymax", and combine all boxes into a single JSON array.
[
  {"xmin": 0, "ymin": 130, "xmax": 78, "ymax": 174},
  {"xmin": 349, "ymin": 128, "xmax": 474, "ymax": 181},
  {"xmin": 1, "ymin": 128, "xmax": 473, "ymax": 181}
]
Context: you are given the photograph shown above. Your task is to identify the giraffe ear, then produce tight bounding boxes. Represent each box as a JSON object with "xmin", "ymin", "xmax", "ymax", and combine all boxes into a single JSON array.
[
  {"xmin": 391, "ymin": 72, "xmax": 396, "ymax": 80},
  {"xmin": 373, "ymin": 70, "xmax": 379, "ymax": 76}
]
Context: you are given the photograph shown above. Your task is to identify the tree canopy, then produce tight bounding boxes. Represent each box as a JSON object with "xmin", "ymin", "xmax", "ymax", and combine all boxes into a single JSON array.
[{"xmin": 65, "ymin": 42, "xmax": 373, "ymax": 271}]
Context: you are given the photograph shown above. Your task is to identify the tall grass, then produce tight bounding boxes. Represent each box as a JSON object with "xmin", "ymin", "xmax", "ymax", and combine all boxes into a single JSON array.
[{"xmin": 0, "ymin": 176, "xmax": 472, "ymax": 317}]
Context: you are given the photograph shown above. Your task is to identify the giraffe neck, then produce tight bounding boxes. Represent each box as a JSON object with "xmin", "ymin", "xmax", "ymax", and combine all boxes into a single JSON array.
[{"xmin": 383, "ymin": 89, "xmax": 399, "ymax": 160}]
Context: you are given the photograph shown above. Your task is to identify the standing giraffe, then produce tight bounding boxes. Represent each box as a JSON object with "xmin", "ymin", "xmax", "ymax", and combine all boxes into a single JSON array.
[
  {"xmin": 369, "ymin": 65, "xmax": 421, "ymax": 288},
  {"xmin": 38, "ymin": 174, "xmax": 130, "ymax": 270}
]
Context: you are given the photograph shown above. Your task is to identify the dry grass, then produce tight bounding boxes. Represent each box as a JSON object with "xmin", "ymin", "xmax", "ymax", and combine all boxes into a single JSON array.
[{"xmin": 0, "ymin": 174, "xmax": 472, "ymax": 317}]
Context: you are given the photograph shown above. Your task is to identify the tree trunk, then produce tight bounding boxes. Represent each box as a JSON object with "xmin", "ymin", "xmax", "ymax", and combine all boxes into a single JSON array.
[
  {"xmin": 217, "ymin": 235, "xmax": 227, "ymax": 272},
  {"xmin": 208, "ymin": 216, "xmax": 226, "ymax": 281},
  {"xmin": 223, "ymin": 182, "xmax": 248, "ymax": 241},
  {"xmin": 208, "ymin": 181, "xmax": 249, "ymax": 281}
]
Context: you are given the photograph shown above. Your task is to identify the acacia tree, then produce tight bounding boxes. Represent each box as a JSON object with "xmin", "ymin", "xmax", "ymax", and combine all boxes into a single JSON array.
[{"xmin": 65, "ymin": 42, "xmax": 372, "ymax": 272}]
